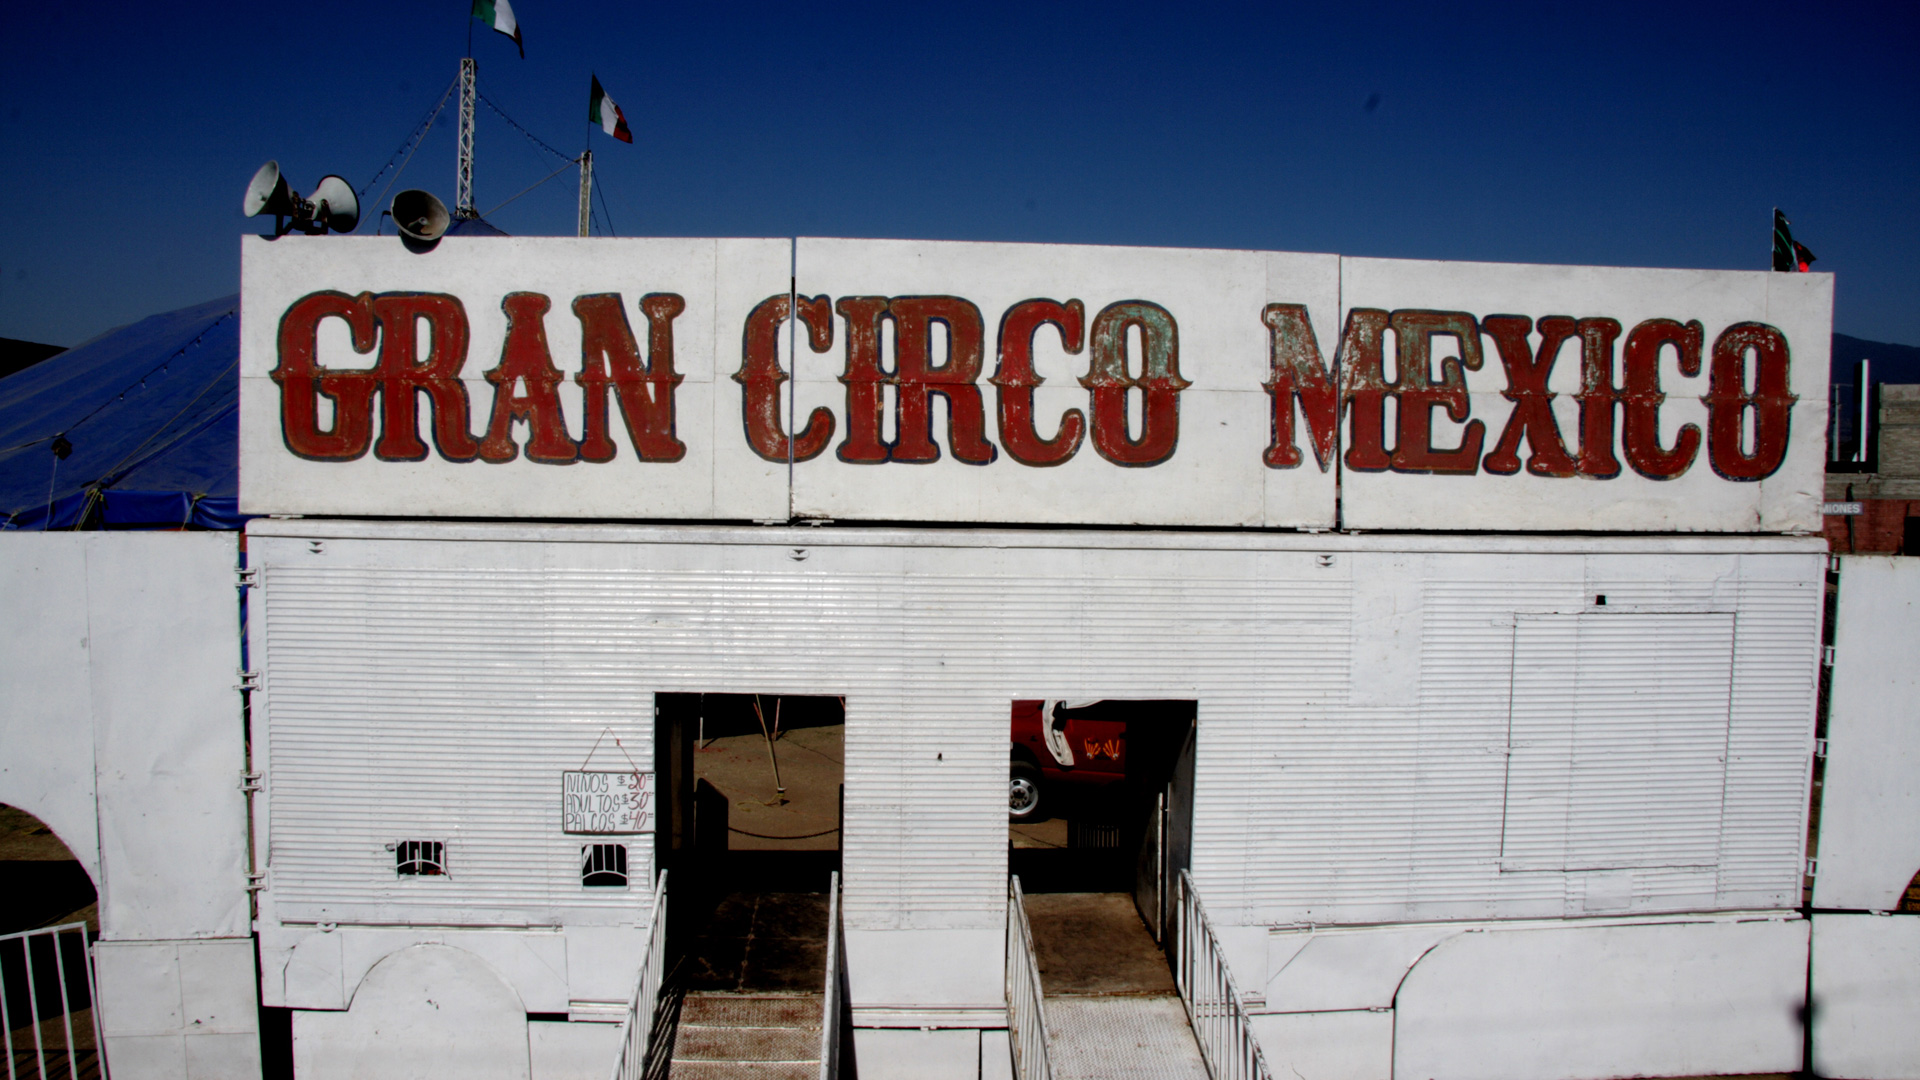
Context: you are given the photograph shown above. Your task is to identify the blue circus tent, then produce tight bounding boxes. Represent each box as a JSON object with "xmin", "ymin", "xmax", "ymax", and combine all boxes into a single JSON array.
[{"xmin": 1, "ymin": 295, "xmax": 243, "ymax": 530}]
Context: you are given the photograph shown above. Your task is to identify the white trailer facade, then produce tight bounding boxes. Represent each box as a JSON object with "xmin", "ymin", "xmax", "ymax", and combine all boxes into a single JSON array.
[{"xmin": 231, "ymin": 235, "xmax": 1843, "ymax": 1080}]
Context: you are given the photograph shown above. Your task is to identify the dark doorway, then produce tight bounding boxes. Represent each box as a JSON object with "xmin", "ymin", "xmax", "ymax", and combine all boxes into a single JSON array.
[
  {"xmin": 655, "ymin": 693, "xmax": 844, "ymax": 994},
  {"xmin": 1008, "ymin": 701, "xmax": 1197, "ymax": 994}
]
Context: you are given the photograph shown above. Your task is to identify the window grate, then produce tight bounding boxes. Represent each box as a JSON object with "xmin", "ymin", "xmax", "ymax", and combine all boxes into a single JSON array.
[
  {"xmin": 582, "ymin": 843, "xmax": 629, "ymax": 888},
  {"xmin": 394, "ymin": 840, "xmax": 447, "ymax": 876}
]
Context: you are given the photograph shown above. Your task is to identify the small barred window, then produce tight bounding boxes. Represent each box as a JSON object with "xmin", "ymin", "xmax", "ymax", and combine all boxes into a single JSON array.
[
  {"xmin": 392, "ymin": 840, "xmax": 447, "ymax": 876},
  {"xmin": 582, "ymin": 843, "xmax": 628, "ymax": 888}
]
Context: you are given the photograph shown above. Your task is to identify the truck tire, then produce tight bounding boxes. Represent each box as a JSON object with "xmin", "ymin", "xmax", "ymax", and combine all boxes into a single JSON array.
[{"xmin": 1009, "ymin": 760, "xmax": 1044, "ymax": 822}]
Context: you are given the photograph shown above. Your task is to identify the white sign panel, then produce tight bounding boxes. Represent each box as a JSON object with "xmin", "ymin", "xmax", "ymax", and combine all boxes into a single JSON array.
[
  {"xmin": 238, "ymin": 236, "xmax": 1830, "ymax": 532},
  {"xmin": 239, "ymin": 235, "xmax": 791, "ymax": 520},
  {"xmin": 788, "ymin": 238, "xmax": 1339, "ymax": 527},
  {"xmin": 560, "ymin": 770, "xmax": 653, "ymax": 834},
  {"xmin": 1337, "ymin": 258, "xmax": 1830, "ymax": 532}
]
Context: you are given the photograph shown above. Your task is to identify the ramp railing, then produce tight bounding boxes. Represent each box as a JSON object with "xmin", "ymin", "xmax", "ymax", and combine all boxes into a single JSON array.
[
  {"xmin": 1175, "ymin": 871, "xmax": 1271, "ymax": 1080},
  {"xmin": 819, "ymin": 871, "xmax": 853, "ymax": 1080},
  {"xmin": 1, "ymin": 921, "xmax": 105, "ymax": 1080},
  {"xmin": 609, "ymin": 870, "xmax": 669, "ymax": 1080},
  {"xmin": 1005, "ymin": 876, "xmax": 1052, "ymax": 1080}
]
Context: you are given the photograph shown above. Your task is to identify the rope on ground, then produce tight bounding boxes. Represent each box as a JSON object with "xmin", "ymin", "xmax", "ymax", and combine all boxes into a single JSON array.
[{"xmin": 726, "ymin": 826, "xmax": 842, "ymax": 840}]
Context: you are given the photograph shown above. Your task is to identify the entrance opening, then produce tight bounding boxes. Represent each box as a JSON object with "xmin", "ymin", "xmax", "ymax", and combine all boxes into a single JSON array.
[
  {"xmin": 1009, "ymin": 700, "xmax": 1196, "ymax": 995},
  {"xmin": 1, "ymin": 803, "xmax": 102, "ymax": 1079},
  {"xmin": 655, "ymin": 693, "xmax": 844, "ymax": 994}
]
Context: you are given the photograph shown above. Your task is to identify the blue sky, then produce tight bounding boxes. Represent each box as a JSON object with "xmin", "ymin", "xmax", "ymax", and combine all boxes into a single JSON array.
[{"xmin": 1, "ymin": 1, "xmax": 1915, "ymax": 348}]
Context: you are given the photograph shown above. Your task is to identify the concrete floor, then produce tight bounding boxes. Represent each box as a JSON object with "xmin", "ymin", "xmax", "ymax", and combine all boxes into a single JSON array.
[
  {"xmin": 1023, "ymin": 892, "xmax": 1175, "ymax": 996},
  {"xmin": 674, "ymin": 889, "xmax": 831, "ymax": 994}
]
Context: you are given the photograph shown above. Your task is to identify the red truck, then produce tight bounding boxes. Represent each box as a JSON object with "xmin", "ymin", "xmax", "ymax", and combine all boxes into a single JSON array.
[{"xmin": 1008, "ymin": 699, "xmax": 1130, "ymax": 822}]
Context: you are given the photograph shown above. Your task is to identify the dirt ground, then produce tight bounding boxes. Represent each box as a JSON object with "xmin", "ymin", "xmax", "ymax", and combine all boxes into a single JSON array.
[{"xmin": 694, "ymin": 721, "xmax": 845, "ymax": 852}]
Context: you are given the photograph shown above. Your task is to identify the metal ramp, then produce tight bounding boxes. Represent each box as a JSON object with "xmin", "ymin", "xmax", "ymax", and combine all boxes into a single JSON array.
[
  {"xmin": 670, "ymin": 992, "xmax": 823, "ymax": 1080},
  {"xmin": 1010, "ymin": 882, "xmax": 1266, "ymax": 1080},
  {"xmin": 1010, "ymin": 884, "xmax": 1209, "ymax": 1080},
  {"xmin": 1046, "ymin": 996, "xmax": 1207, "ymax": 1080}
]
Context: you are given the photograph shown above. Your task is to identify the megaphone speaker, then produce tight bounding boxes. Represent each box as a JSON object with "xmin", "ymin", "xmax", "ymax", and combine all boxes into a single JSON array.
[
  {"xmin": 244, "ymin": 161, "xmax": 298, "ymax": 218},
  {"xmin": 391, "ymin": 190, "xmax": 450, "ymax": 244},
  {"xmin": 310, "ymin": 175, "xmax": 360, "ymax": 234}
]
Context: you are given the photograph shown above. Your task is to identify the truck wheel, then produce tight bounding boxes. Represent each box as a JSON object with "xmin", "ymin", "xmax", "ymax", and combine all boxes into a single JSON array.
[{"xmin": 1009, "ymin": 761, "xmax": 1044, "ymax": 822}]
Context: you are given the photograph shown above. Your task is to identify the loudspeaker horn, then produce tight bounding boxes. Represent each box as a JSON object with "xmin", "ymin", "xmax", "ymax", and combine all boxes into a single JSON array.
[
  {"xmin": 391, "ymin": 189, "xmax": 450, "ymax": 243},
  {"xmin": 243, "ymin": 160, "xmax": 298, "ymax": 218},
  {"xmin": 309, "ymin": 175, "xmax": 359, "ymax": 233}
]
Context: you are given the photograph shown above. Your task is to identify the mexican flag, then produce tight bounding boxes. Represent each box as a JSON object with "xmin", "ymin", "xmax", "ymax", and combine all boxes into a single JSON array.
[
  {"xmin": 471, "ymin": 0, "xmax": 523, "ymax": 57},
  {"xmin": 589, "ymin": 76, "xmax": 633, "ymax": 143}
]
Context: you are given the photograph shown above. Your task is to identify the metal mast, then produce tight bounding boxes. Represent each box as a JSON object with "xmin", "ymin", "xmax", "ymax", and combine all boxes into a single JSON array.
[
  {"xmin": 456, "ymin": 57, "xmax": 477, "ymax": 219},
  {"xmin": 577, "ymin": 150, "xmax": 593, "ymax": 237}
]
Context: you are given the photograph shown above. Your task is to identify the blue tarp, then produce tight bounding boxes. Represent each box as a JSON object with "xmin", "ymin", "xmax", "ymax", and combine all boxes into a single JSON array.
[{"xmin": 0, "ymin": 295, "xmax": 242, "ymax": 530}]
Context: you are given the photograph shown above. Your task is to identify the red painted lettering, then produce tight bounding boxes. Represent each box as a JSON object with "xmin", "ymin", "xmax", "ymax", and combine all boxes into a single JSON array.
[
  {"xmin": 834, "ymin": 296, "xmax": 891, "ymax": 464},
  {"xmin": 1480, "ymin": 315, "xmax": 1577, "ymax": 477},
  {"xmin": 272, "ymin": 291, "xmax": 378, "ymax": 461},
  {"xmin": 1619, "ymin": 318, "xmax": 1702, "ymax": 480},
  {"xmin": 1083, "ymin": 301, "xmax": 1188, "ymax": 467},
  {"xmin": 992, "ymin": 299, "xmax": 1086, "ymax": 467},
  {"xmin": 573, "ymin": 293, "xmax": 687, "ymax": 463},
  {"xmin": 1704, "ymin": 322, "xmax": 1796, "ymax": 481},
  {"xmin": 1339, "ymin": 309, "xmax": 1394, "ymax": 472},
  {"xmin": 1573, "ymin": 317, "xmax": 1625, "ymax": 478},
  {"xmin": 1260, "ymin": 304, "xmax": 1339, "ymax": 471},
  {"xmin": 891, "ymin": 297, "xmax": 995, "ymax": 464},
  {"xmin": 371, "ymin": 293, "xmax": 477, "ymax": 462},
  {"xmin": 479, "ymin": 292, "xmax": 578, "ymax": 464},
  {"xmin": 1388, "ymin": 310, "xmax": 1484, "ymax": 475},
  {"xmin": 735, "ymin": 294, "xmax": 836, "ymax": 463}
]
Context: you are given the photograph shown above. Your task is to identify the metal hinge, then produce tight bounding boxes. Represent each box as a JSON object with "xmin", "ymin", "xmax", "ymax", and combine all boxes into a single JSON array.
[
  {"xmin": 236, "ymin": 567, "xmax": 258, "ymax": 590},
  {"xmin": 1814, "ymin": 738, "xmax": 1828, "ymax": 759},
  {"xmin": 235, "ymin": 669, "xmax": 260, "ymax": 691},
  {"xmin": 240, "ymin": 771, "xmax": 262, "ymax": 793},
  {"xmin": 1806, "ymin": 858, "xmax": 1818, "ymax": 878},
  {"xmin": 1829, "ymin": 555, "xmax": 1843, "ymax": 573},
  {"xmin": 245, "ymin": 871, "xmax": 268, "ymax": 893},
  {"xmin": 1823, "ymin": 646, "xmax": 1836, "ymax": 668}
]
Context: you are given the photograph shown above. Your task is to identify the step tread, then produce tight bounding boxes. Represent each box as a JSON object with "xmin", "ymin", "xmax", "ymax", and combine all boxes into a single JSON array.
[
  {"xmin": 666, "ymin": 1061, "xmax": 820, "ymax": 1080},
  {"xmin": 673, "ymin": 1023, "xmax": 822, "ymax": 1062},
  {"xmin": 679, "ymin": 993, "xmax": 823, "ymax": 1029}
]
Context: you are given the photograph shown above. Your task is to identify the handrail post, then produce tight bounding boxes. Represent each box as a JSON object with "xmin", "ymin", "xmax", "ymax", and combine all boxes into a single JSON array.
[
  {"xmin": 1006, "ymin": 876, "xmax": 1052, "ymax": 1080},
  {"xmin": 820, "ymin": 870, "xmax": 844, "ymax": 1080},
  {"xmin": 609, "ymin": 869, "xmax": 669, "ymax": 1080},
  {"xmin": 1174, "ymin": 870, "xmax": 1273, "ymax": 1080}
]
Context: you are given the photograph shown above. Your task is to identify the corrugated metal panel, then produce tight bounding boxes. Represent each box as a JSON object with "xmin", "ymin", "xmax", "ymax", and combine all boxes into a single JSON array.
[
  {"xmin": 261, "ymin": 563, "xmax": 658, "ymax": 927},
  {"xmin": 1501, "ymin": 613, "xmax": 1736, "ymax": 873},
  {"xmin": 252, "ymin": 528, "xmax": 1819, "ymax": 934}
]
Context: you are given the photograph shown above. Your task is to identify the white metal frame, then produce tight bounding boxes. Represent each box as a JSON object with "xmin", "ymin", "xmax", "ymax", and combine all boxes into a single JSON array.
[
  {"xmin": 608, "ymin": 871, "xmax": 668, "ymax": 1080},
  {"xmin": 820, "ymin": 870, "xmax": 847, "ymax": 1080},
  {"xmin": 1176, "ymin": 871, "xmax": 1271, "ymax": 1080},
  {"xmin": 0, "ymin": 921, "xmax": 106, "ymax": 1080},
  {"xmin": 1006, "ymin": 876, "xmax": 1052, "ymax": 1080}
]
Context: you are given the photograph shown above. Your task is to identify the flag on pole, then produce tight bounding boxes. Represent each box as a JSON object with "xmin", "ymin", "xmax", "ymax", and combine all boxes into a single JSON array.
[
  {"xmin": 471, "ymin": 0, "xmax": 524, "ymax": 57},
  {"xmin": 1772, "ymin": 209, "xmax": 1816, "ymax": 272},
  {"xmin": 589, "ymin": 76, "xmax": 633, "ymax": 144}
]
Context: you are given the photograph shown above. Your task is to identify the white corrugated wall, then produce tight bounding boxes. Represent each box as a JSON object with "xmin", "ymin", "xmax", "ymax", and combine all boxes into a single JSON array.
[{"xmin": 251, "ymin": 525, "xmax": 1820, "ymax": 939}]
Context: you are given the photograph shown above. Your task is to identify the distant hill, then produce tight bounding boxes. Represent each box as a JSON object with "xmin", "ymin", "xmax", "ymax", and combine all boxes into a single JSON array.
[
  {"xmin": 0, "ymin": 337, "xmax": 63, "ymax": 380},
  {"xmin": 1833, "ymin": 333, "xmax": 1920, "ymax": 388}
]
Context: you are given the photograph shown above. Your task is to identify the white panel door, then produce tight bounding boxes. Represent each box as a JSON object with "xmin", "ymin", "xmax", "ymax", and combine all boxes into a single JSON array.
[
  {"xmin": 1814, "ymin": 556, "xmax": 1920, "ymax": 911},
  {"xmin": 1502, "ymin": 612, "xmax": 1736, "ymax": 872}
]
